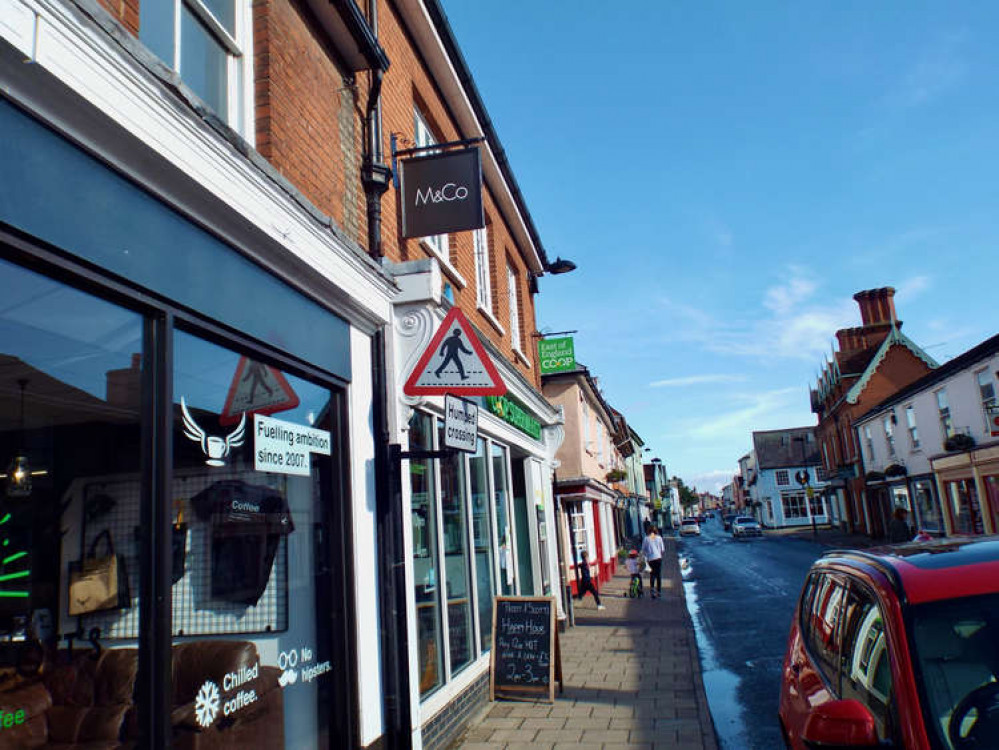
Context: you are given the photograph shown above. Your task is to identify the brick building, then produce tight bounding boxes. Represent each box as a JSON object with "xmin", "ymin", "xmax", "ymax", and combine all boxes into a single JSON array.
[
  {"xmin": 811, "ymin": 288, "xmax": 937, "ymax": 537},
  {"xmin": 0, "ymin": 0, "xmax": 567, "ymax": 748}
]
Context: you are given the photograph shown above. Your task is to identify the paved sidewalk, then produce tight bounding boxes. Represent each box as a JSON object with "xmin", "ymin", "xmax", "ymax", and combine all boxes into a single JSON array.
[{"xmin": 454, "ymin": 539, "xmax": 718, "ymax": 750}]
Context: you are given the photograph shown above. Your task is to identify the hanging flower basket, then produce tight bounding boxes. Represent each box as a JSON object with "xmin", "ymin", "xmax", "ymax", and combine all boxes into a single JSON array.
[
  {"xmin": 885, "ymin": 463, "xmax": 907, "ymax": 478},
  {"xmin": 944, "ymin": 434, "xmax": 976, "ymax": 452},
  {"xmin": 605, "ymin": 469, "xmax": 627, "ymax": 483},
  {"xmin": 865, "ymin": 471, "xmax": 886, "ymax": 483}
]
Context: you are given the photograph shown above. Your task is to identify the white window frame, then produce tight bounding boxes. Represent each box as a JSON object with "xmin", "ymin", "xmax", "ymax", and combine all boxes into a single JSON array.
[
  {"xmin": 142, "ymin": 0, "xmax": 254, "ymax": 138},
  {"xmin": 977, "ymin": 369, "xmax": 996, "ymax": 430},
  {"xmin": 776, "ymin": 469, "xmax": 790, "ymax": 486},
  {"xmin": 864, "ymin": 425, "xmax": 875, "ymax": 462},
  {"xmin": 507, "ymin": 263, "xmax": 521, "ymax": 353},
  {"xmin": 474, "ymin": 226, "xmax": 492, "ymax": 312},
  {"xmin": 883, "ymin": 416, "xmax": 896, "ymax": 458},
  {"xmin": 905, "ymin": 405, "xmax": 919, "ymax": 449},
  {"xmin": 936, "ymin": 389, "xmax": 954, "ymax": 439},
  {"xmin": 413, "ymin": 110, "xmax": 451, "ymax": 263}
]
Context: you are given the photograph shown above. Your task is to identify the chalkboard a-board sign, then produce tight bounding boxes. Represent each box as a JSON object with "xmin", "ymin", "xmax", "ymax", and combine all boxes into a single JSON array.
[{"xmin": 490, "ymin": 596, "xmax": 562, "ymax": 702}]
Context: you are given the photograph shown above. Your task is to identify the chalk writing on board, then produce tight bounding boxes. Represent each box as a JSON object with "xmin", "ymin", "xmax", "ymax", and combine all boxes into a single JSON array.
[{"xmin": 491, "ymin": 597, "xmax": 555, "ymax": 701}]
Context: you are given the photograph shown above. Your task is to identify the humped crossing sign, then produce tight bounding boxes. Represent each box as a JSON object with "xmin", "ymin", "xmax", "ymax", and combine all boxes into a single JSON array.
[{"xmin": 403, "ymin": 307, "xmax": 506, "ymax": 396}]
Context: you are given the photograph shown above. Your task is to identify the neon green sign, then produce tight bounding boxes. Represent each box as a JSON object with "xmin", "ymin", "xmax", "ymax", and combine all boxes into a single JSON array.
[{"xmin": 537, "ymin": 337, "xmax": 575, "ymax": 375}]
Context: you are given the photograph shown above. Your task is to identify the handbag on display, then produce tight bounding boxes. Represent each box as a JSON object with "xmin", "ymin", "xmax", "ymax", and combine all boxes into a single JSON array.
[{"xmin": 68, "ymin": 530, "xmax": 131, "ymax": 616}]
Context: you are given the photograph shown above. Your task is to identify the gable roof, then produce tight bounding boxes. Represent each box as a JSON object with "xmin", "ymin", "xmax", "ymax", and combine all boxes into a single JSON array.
[
  {"xmin": 752, "ymin": 427, "xmax": 821, "ymax": 469},
  {"xmin": 845, "ymin": 325, "xmax": 938, "ymax": 404},
  {"xmin": 854, "ymin": 331, "xmax": 999, "ymax": 424}
]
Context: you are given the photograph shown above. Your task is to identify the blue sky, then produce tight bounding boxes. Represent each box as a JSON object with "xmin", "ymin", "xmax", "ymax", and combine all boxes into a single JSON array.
[{"xmin": 441, "ymin": 2, "xmax": 999, "ymax": 493}]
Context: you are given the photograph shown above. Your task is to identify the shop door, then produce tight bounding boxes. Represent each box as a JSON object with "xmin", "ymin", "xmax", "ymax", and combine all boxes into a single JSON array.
[{"xmin": 510, "ymin": 458, "xmax": 535, "ymax": 595}]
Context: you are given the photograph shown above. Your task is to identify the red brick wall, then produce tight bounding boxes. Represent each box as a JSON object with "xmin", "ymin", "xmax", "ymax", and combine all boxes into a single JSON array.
[
  {"xmin": 253, "ymin": 0, "xmax": 366, "ymax": 245},
  {"xmin": 97, "ymin": 0, "xmax": 138, "ymax": 34}
]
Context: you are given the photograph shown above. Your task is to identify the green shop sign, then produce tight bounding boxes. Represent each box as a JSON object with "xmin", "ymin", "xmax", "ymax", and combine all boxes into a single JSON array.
[
  {"xmin": 537, "ymin": 337, "xmax": 575, "ymax": 375},
  {"xmin": 485, "ymin": 396, "xmax": 541, "ymax": 440}
]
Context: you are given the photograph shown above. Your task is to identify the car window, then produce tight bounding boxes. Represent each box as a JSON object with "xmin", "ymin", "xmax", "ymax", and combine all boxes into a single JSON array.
[
  {"xmin": 802, "ymin": 573, "xmax": 847, "ymax": 687},
  {"xmin": 839, "ymin": 582, "xmax": 896, "ymax": 742}
]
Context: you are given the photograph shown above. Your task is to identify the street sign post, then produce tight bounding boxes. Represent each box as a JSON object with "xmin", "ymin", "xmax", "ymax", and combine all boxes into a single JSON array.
[
  {"xmin": 443, "ymin": 394, "xmax": 477, "ymax": 452},
  {"xmin": 403, "ymin": 307, "xmax": 506, "ymax": 397}
]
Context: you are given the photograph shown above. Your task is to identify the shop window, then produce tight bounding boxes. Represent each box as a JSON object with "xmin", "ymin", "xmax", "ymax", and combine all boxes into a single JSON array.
[
  {"xmin": 171, "ymin": 331, "xmax": 339, "ymax": 748},
  {"xmin": 984, "ymin": 476, "xmax": 999, "ymax": 536},
  {"xmin": 468, "ymin": 438, "xmax": 495, "ymax": 652},
  {"xmin": 809, "ymin": 493, "xmax": 825, "ymax": 518},
  {"xmin": 946, "ymin": 479, "xmax": 983, "ymax": 535},
  {"xmin": 905, "ymin": 406, "xmax": 919, "ymax": 449},
  {"xmin": 911, "ymin": 479, "xmax": 942, "ymax": 534},
  {"xmin": 408, "ymin": 411, "xmax": 442, "ymax": 696},
  {"xmin": 438, "ymin": 420, "xmax": 473, "ymax": 674},
  {"xmin": 0, "ymin": 259, "xmax": 144, "ymax": 745},
  {"xmin": 491, "ymin": 444, "xmax": 513, "ymax": 596},
  {"xmin": 782, "ymin": 492, "xmax": 807, "ymax": 519},
  {"xmin": 140, "ymin": 0, "xmax": 252, "ymax": 134}
]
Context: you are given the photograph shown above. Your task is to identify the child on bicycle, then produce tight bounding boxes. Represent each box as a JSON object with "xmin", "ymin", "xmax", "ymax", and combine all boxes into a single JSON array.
[{"xmin": 625, "ymin": 549, "xmax": 643, "ymax": 598}]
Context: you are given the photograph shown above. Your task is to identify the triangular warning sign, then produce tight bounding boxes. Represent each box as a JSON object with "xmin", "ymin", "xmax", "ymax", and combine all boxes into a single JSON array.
[
  {"xmin": 220, "ymin": 356, "xmax": 301, "ymax": 425},
  {"xmin": 403, "ymin": 307, "xmax": 506, "ymax": 396}
]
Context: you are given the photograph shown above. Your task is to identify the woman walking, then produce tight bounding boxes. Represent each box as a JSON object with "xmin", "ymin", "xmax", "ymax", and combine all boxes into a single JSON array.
[{"xmin": 641, "ymin": 526, "xmax": 665, "ymax": 598}]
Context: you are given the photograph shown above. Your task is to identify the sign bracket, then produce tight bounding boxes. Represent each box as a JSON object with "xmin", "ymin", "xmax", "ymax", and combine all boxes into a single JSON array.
[
  {"xmin": 390, "ymin": 445, "xmax": 458, "ymax": 462},
  {"xmin": 390, "ymin": 134, "xmax": 485, "ymax": 188}
]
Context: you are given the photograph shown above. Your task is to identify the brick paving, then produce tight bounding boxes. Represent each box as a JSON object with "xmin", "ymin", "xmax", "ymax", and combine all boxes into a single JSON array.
[{"xmin": 454, "ymin": 539, "xmax": 718, "ymax": 750}]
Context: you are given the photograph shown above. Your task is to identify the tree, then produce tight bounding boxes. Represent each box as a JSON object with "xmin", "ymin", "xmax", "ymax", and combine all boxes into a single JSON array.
[{"xmin": 673, "ymin": 476, "xmax": 699, "ymax": 514}]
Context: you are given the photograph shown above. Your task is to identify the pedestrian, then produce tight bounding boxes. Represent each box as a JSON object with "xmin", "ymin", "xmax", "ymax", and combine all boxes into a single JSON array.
[
  {"xmin": 641, "ymin": 525, "xmax": 665, "ymax": 598},
  {"xmin": 625, "ymin": 549, "xmax": 643, "ymax": 598},
  {"xmin": 577, "ymin": 551, "xmax": 605, "ymax": 609},
  {"xmin": 888, "ymin": 506, "xmax": 911, "ymax": 543}
]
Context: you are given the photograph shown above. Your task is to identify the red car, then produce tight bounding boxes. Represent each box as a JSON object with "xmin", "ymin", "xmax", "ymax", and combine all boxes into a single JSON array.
[{"xmin": 779, "ymin": 537, "xmax": 999, "ymax": 750}]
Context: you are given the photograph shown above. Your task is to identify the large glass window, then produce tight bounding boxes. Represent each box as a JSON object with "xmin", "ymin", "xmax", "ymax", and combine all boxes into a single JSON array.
[
  {"xmin": 140, "ymin": 0, "xmax": 250, "ymax": 133},
  {"xmin": 469, "ymin": 439, "xmax": 495, "ymax": 651},
  {"xmin": 947, "ymin": 479, "xmax": 983, "ymax": 535},
  {"xmin": 438, "ymin": 421, "xmax": 473, "ymax": 673},
  {"xmin": 912, "ymin": 479, "xmax": 943, "ymax": 534},
  {"xmin": 492, "ymin": 444, "xmax": 513, "ymax": 596},
  {"xmin": 170, "ymin": 331, "xmax": 338, "ymax": 748},
  {"xmin": 0, "ymin": 258, "xmax": 143, "ymax": 746},
  {"xmin": 782, "ymin": 492, "xmax": 807, "ymax": 519},
  {"xmin": 409, "ymin": 412, "xmax": 442, "ymax": 697}
]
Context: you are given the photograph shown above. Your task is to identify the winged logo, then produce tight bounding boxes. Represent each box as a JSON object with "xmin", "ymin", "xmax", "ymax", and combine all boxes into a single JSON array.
[{"xmin": 181, "ymin": 396, "xmax": 245, "ymax": 467}]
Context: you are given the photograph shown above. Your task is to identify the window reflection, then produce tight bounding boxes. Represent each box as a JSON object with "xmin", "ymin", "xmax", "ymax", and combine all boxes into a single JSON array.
[
  {"xmin": 438, "ymin": 420, "xmax": 472, "ymax": 673},
  {"xmin": 469, "ymin": 439, "xmax": 494, "ymax": 651}
]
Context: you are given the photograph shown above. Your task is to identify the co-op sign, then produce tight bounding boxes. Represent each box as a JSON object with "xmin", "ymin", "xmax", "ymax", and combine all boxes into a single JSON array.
[{"xmin": 399, "ymin": 148, "xmax": 484, "ymax": 239}]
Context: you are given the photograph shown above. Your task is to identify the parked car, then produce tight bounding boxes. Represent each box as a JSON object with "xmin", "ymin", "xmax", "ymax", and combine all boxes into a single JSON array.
[
  {"xmin": 778, "ymin": 537, "xmax": 999, "ymax": 750},
  {"xmin": 723, "ymin": 513, "xmax": 738, "ymax": 531},
  {"xmin": 731, "ymin": 516, "xmax": 762, "ymax": 538},
  {"xmin": 679, "ymin": 518, "xmax": 701, "ymax": 536}
]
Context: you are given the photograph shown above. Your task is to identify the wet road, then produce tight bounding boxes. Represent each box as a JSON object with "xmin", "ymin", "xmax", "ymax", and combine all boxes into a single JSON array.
[{"xmin": 678, "ymin": 517, "xmax": 828, "ymax": 750}]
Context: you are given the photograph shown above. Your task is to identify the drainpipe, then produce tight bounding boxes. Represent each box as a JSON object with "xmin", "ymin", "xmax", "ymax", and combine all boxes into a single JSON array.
[
  {"xmin": 372, "ymin": 329, "xmax": 412, "ymax": 749},
  {"xmin": 362, "ymin": 68, "xmax": 391, "ymax": 260}
]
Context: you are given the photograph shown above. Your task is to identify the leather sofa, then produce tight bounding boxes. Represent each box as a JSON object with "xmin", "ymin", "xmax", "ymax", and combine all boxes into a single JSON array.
[{"xmin": 0, "ymin": 641, "xmax": 283, "ymax": 750}]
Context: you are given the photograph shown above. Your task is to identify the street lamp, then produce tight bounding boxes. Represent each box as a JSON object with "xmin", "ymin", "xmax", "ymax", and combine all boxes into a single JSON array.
[{"xmin": 547, "ymin": 256, "xmax": 577, "ymax": 275}]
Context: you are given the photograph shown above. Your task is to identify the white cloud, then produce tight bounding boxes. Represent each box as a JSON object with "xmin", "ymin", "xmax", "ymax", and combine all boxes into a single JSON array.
[
  {"xmin": 763, "ymin": 269, "xmax": 818, "ymax": 315},
  {"xmin": 894, "ymin": 275, "xmax": 932, "ymax": 306},
  {"xmin": 894, "ymin": 33, "xmax": 968, "ymax": 108},
  {"xmin": 649, "ymin": 374, "xmax": 746, "ymax": 388},
  {"xmin": 684, "ymin": 469, "xmax": 737, "ymax": 494},
  {"xmin": 689, "ymin": 387, "xmax": 805, "ymax": 440}
]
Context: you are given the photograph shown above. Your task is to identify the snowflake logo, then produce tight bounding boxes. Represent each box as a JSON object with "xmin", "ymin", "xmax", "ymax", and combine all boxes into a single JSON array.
[{"xmin": 194, "ymin": 680, "xmax": 220, "ymax": 728}]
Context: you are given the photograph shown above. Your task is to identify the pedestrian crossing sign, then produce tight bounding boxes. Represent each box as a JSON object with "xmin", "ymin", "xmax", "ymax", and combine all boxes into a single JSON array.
[
  {"xmin": 220, "ymin": 356, "xmax": 300, "ymax": 425},
  {"xmin": 403, "ymin": 307, "xmax": 506, "ymax": 396}
]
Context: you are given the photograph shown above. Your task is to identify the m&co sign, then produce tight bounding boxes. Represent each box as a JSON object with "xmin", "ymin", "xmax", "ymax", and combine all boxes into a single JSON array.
[
  {"xmin": 399, "ymin": 148, "xmax": 484, "ymax": 239},
  {"xmin": 537, "ymin": 337, "xmax": 575, "ymax": 375}
]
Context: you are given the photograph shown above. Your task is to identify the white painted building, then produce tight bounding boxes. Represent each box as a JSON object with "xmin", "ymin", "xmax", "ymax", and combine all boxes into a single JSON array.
[
  {"xmin": 749, "ymin": 428, "xmax": 829, "ymax": 529},
  {"xmin": 853, "ymin": 333, "xmax": 999, "ymax": 538}
]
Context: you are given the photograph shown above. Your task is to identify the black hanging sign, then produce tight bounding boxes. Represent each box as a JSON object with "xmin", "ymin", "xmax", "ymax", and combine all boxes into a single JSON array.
[
  {"xmin": 399, "ymin": 147, "xmax": 484, "ymax": 239},
  {"xmin": 490, "ymin": 596, "xmax": 562, "ymax": 703}
]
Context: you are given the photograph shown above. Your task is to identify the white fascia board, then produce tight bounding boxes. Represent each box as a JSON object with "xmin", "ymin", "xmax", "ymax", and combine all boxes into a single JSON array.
[
  {"xmin": 0, "ymin": 0, "xmax": 396, "ymax": 331},
  {"xmin": 395, "ymin": 0, "xmax": 544, "ymax": 275}
]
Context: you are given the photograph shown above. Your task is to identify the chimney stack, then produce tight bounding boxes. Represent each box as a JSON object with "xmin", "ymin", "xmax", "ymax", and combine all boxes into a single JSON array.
[{"xmin": 853, "ymin": 287, "xmax": 897, "ymax": 327}]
